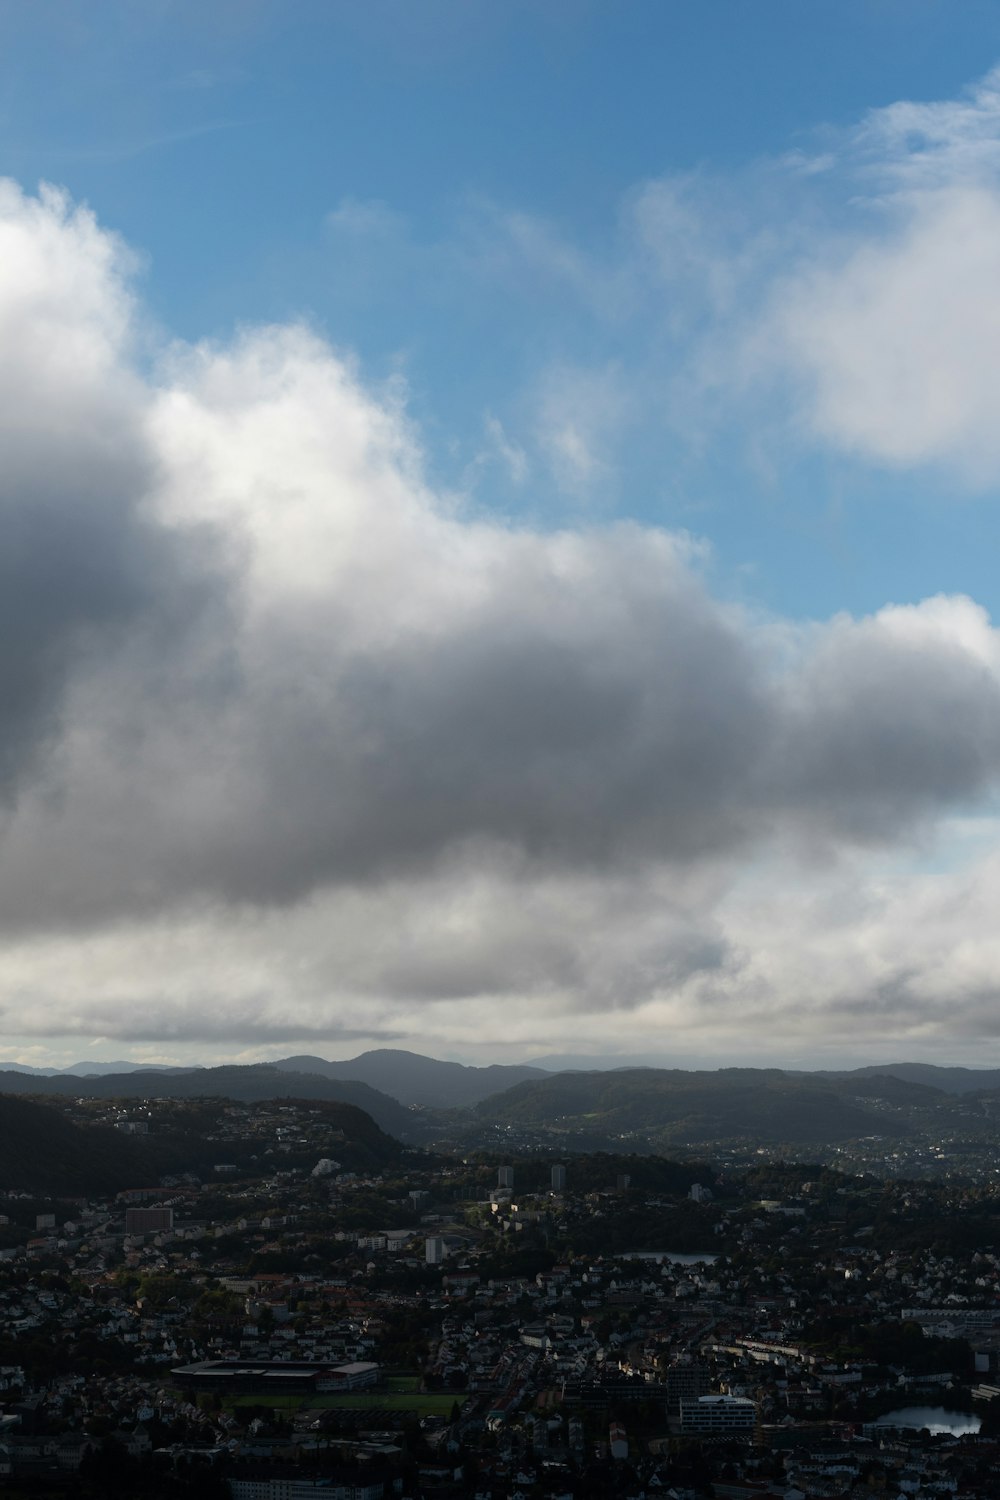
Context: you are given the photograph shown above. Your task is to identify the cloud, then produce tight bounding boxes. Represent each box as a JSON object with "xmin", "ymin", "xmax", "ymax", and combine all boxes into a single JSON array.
[
  {"xmin": 546, "ymin": 65, "xmax": 1000, "ymax": 488},
  {"xmin": 459, "ymin": 202, "xmax": 619, "ymax": 314},
  {"xmin": 778, "ymin": 595, "xmax": 1000, "ymax": 842},
  {"xmin": 852, "ymin": 64, "xmax": 1000, "ymax": 189},
  {"xmin": 481, "ymin": 415, "xmax": 529, "ymax": 486},
  {"xmin": 326, "ymin": 196, "xmax": 407, "ymax": 240},
  {"xmin": 290, "ymin": 67, "xmax": 1000, "ymax": 505},
  {"xmin": 0, "ymin": 181, "xmax": 224, "ymax": 798},
  {"xmin": 2, "ymin": 177, "xmax": 1000, "ymax": 1056},
  {"xmin": 697, "ymin": 66, "xmax": 1000, "ymax": 483},
  {"xmin": 692, "ymin": 840, "xmax": 1000, "ymax": 1053},
  {"xmin": 767, "ymin": 185, "xmax": 1000, "ymax": 478},
  {"xmin": 533, "ymin": 363, "xmax": 630, "ymax": 495},
  {"xmin": 10, "ymin": 122, "xmax": 242, "ymax": 167}
]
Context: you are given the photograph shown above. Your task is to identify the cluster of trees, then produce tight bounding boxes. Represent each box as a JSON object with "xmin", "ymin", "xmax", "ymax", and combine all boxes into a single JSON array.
[{"xmin": 801, "ymin": 1312, "xmax": 972, "ymax": 1377}]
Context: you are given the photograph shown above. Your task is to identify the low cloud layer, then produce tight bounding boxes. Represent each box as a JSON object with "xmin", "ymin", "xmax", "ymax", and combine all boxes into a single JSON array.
[{"xmin": 1, "ymin": 178, "xmax": 1000, "ymax": 1060}]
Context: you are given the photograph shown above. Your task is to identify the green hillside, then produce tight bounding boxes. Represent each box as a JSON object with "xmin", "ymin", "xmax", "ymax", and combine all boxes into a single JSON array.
[
  {"xmin": 475, "ymin": 1066, "xmax": 911, "ymax": 1145},
  {"xmin": 0, "ymin": 1093, "xmax": 403, "ymax": 1195}
]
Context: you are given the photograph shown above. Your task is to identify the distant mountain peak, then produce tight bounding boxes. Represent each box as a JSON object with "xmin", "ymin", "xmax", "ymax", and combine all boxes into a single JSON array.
[{"xmin": 270, "ymin": 1048, "xmax": 550, "ymax": 1108}]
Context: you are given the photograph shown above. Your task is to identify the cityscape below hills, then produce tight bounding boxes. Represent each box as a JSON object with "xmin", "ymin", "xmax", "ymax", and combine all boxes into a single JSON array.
[{"xmin": 4, "ymin": 1047, "xmax": 1000, "ymax": 1496}]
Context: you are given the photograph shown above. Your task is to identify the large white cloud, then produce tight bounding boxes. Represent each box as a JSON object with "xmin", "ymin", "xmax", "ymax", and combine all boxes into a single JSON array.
[
  {"xmin": 771, "ymin": 185, "xmax": 1000, "ymax": 478},
  {"xmin": 1, "ymin": 179, "xmax": 1000, "ymax": 1060},
  {"xmin": 732, "ymin": 68, "xmax": 1000, "ymax": 482}
]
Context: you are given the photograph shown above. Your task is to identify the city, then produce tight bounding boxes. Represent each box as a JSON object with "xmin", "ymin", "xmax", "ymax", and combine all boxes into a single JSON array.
[{"xmin": 0, "ymin": 1090, "xmax": 999, "ymax": 1494}]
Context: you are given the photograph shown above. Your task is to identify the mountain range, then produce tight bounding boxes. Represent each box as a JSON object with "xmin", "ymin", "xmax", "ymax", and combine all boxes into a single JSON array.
[
  {"xmin": 271, "ymin": 1050, "xmax": 546, "ymax": 1107},
  {"xmin": 4, "ymin": 1061, "xmax": 195, "ymax": 1077},
  {"xmin": 808, "ymin": 1061, "xmax": 1000, "ymax": 1095},
  {"xmin": 6, "ymin": 1050, "xmax": 1000, "ymax": 1155}
]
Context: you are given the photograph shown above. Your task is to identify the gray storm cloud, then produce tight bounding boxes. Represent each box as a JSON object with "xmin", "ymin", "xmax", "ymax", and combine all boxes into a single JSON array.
[
  {"xmin": 0, "ymin": 183, "xmax": 229, "ymax": 801},
  {"xmin": 0, "ymin": 180, "xmax": 999, "ymax": 944}
]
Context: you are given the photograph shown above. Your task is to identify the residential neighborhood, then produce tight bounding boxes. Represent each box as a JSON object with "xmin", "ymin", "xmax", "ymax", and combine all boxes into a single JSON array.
[{"xmin": 0, "ymin": 1097, "xmax": 1000, "ymax": 1495}]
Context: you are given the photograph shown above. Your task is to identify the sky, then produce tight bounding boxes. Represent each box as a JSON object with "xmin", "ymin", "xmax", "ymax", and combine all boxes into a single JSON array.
[{"xmin": 4, "ymin": 3, "xmax": 1000, "ymax": 1070}]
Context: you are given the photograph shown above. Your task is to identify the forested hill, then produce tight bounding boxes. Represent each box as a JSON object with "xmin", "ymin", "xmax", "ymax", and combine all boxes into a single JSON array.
[
  {"xmin": 0, "ymin": 1094, "xmax": 403, "ymax": 1195},
  {"xmin": 473, "ymin": 1066, "xmax": 944, "ymax": 1146},
  {"xmin": 814, "ymin": 1062, "xmax": 1000, "ymax": 1095},
  {"xmin": 0, "ymin": 1064, "xmax": 412, "ymax": 1138}
]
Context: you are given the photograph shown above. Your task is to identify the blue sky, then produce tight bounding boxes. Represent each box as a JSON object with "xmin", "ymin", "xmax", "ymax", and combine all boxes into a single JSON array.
[
  {"xmin": 3, "ymin": 3, "xmax": 1000, "ymax": 1067},
  {"xmin": 5, "ymin": 0, "xmax": 1000, "ymax": 621}
]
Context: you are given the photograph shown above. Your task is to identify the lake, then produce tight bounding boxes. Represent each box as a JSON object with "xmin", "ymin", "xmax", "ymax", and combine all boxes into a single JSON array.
[{"xmin": 874, "ymin": 1406, "xmax": 980, "ymax": 1437}]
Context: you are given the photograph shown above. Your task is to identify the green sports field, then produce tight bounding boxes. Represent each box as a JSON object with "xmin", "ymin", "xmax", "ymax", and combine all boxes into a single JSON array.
[{"xmin": 228, "ymin": 1388, "xmax": 460, "ymax": 1415}]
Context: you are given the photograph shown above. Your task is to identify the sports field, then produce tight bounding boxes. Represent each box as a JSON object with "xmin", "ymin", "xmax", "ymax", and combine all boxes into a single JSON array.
[{"xmin": 227, "ymin": 1381, "xmax": 460, "ymax": 1416}]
